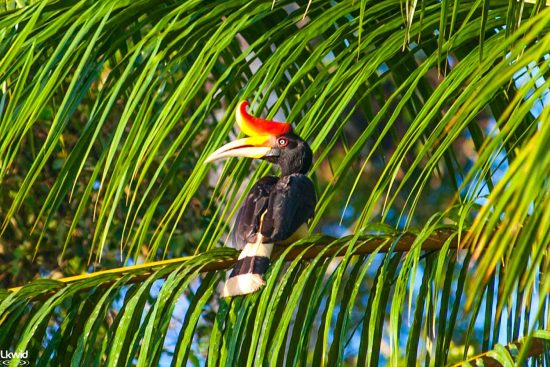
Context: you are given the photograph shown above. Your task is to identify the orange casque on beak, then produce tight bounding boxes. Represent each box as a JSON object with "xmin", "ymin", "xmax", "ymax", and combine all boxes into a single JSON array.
[
  {"xmin": 235, "ymin": 101, "xmax": 292, "ymax": 136},
  {"xmin": 205, "ymin": 101, "xmax": 292, "ymax": 163}
]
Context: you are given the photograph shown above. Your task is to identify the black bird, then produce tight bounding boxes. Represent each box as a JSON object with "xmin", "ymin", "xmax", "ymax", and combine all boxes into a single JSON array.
[{"xmin": 205, "ymin": 101, "xmax": 316, "ymax": 297}]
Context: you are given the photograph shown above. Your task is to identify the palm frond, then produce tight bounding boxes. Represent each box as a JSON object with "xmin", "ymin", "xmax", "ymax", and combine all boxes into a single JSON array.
[
  {"xmin": 0, "ymin": 225, "xmax": 547, "ymax": 365},
  {"xmin": 1, "ymin": 0, "xmax": 549, "ymax": 365}
]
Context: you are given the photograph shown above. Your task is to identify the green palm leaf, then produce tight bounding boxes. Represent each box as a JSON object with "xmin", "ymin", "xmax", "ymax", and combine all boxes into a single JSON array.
[{"xmin": 1, "ymin": 0, "xmax": 549, "ymax": 365}]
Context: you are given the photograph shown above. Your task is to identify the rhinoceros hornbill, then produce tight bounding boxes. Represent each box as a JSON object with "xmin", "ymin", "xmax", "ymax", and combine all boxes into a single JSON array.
[{"xmin": 205, "ymin": 101, "xmax": 316, "ymax": 297}]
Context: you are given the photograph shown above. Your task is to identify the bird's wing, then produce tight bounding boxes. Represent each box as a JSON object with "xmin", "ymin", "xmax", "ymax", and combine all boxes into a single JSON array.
[
  {"xmin": 231, "ymin": 176, "xmax": 279, "ymax": 250},
  {"xmin": 261, "ymin": 174, "xmax": 316, "ymax": 242}
]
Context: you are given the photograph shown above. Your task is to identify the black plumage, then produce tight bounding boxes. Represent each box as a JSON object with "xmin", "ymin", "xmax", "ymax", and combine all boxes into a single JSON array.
[{"xmin": 232, "ymin": 173, "xmax": 316, "ymax": 249}]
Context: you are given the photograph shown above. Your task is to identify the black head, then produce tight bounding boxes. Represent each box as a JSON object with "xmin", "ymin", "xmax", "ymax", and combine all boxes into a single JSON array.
[{"xmin": 263, "ymin": 132, "xmax": 313, "ymax": 176}]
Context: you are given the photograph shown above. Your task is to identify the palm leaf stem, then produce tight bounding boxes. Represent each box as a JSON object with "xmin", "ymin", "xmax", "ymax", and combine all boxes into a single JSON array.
[
  {"xmin": 454, "ymin": 331, "xmax": 550, "ymax": 367},
  {"xmin": 8, "ymin": 230, "xmax": 458, "ymax": 294}
]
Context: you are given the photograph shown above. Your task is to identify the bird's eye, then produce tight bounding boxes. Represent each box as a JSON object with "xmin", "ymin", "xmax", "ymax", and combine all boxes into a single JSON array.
[{"xmin": 277, "ymin": 137, "xmax": 288, "ymax": 147}]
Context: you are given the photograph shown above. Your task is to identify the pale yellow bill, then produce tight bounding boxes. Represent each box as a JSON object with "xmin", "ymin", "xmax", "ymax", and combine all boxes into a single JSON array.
[{"xmin": 205, "ymin": 136, "xmax": 273, "ymax": 163}]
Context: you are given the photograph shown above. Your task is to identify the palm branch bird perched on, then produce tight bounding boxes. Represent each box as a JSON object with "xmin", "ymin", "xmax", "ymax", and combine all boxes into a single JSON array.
[{"xmin": 205, "ymin": 101, "xmax": 316, "ymax": 297}]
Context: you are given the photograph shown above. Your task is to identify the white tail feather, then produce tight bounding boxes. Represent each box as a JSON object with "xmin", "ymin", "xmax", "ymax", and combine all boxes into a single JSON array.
[
  {"xmin": 222, "ymin": 273, "xmax": 265, "ymax": 297},
  {"xmin": 239, "ymin": 241, "xmax": 273, "ymax": 259},
  {"xmin": 222, "ymin": 238, "xmax": 275, "ymax": 297}
]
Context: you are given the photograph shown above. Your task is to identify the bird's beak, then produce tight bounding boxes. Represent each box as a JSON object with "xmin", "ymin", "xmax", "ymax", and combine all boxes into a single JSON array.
[{"xmin": 205, "ymin": 135, "xmax": 274, "ymax": 163}]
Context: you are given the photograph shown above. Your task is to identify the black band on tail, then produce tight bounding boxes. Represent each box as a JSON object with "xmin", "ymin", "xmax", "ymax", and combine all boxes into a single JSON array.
[{"xmin": 230, "ymin": 256, "xmax": 270, "ymax": 278}]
